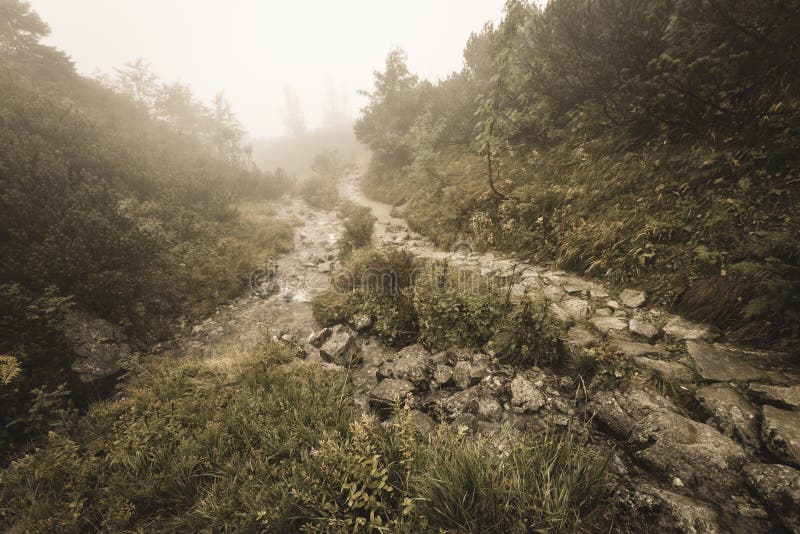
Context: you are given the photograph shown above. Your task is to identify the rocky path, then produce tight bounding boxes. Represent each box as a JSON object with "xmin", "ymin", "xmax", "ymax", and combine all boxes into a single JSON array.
[
  {"xmin": 329, "ymin": 170, "xmax": 800, "ymax": 533},
  {"xmin": 138, "ymin": 172, "xmax": 800, "ymax": 533}
]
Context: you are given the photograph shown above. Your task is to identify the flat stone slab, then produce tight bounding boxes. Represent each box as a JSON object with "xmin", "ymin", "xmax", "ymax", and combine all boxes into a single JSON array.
[
  {"xmin": 591, "ymin": 389, "xmax": 678, "ymax": 438},
  {"xmin": 686, "ymin": 341, "xmax": 770, "ymax": 382},
  {"xmin": 664, "ymin": 318, "xmax": 717, "ymax": 340},
  {"xmin": 762, "ymin": 405, "xmax": 800, "ymax": 467},
  {"xmin": 620, "ymin": 289, "xmax": 646, "ymax": 308},
  {"xmin": 748, "ymin": 384, "xmax": 800, "ymax": 409},
  {"xmin": 634, "ymin": 357, "xmax": 695, "ymax": 383},
  {"xmin": 565, "ymin": 325, "xmax": 598, "ymax": 349},
  {"xmin": 629, "ymin": 318, "xmax": 660, "ymax": 340},
  {"xmin": 591, "ymin": 316, "xmax": 628, "ymax": 333},
  {"xmin": 610, "ymin": 340, "xmax": 667, "ymax": 357},
  {"xmin": 369, "ymin": 378, "xmax": 416, "ymax": 407}
]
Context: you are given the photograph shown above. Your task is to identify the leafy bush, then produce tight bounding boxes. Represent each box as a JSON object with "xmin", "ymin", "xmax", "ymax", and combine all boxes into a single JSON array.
[
  {"xmin": 413, "ymin": 262, "xmax": 504, "ymax": 350},
  {"xmin": 297, "ymin": 174, "xmax": 340, "ymax": 210},
  {"xmin": 487, "ymin": 296, "xmax": 564, "ymax": 367},
  {"xmin": 338, "ymin": 201, "xmax": 377, "ymax": 258},
  {"xmin": 314, "ymin": 251, "xmax": 566, "ymax": 359}
]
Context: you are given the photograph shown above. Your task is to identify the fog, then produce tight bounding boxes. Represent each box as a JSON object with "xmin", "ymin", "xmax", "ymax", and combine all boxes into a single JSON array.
[{"xmin": 30, "ymin": 0, "xmax": 506, "ymax": 140}]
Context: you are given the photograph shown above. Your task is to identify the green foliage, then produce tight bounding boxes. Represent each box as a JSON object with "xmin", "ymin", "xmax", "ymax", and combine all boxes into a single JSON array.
[
  {"xmin": 356, "ymin": 1, "xmax": 800, "ymax": 351},
  {"xmin": 488, "ymin": 296, "xmax": 564, "ymax": 367},
  {"xmin": 413, "ymin": 262, "xmax": 504, "ymax": 350},
  {"xmin": 338, "ymin": 202, "xmax": 377, "ymax": 258},
  {"xmin": 0, "ymin": 1, "xmax": 294, "ymax": 456},
  {"xmin": 0, "ymin": 340, "xmax": 611, "ymax": 531}
]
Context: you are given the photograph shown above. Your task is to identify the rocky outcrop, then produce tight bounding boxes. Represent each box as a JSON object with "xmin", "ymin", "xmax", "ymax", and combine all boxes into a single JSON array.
[
  {"xmin": 744, "ymin": 462, "xmax": 800, "ymax": 532},
  {"xmin": 695, "ymin": 384, "xmax": 759, "ymax": 448},
  {"xmin": 761, "ymin": 405, "xmax": 800, "ymax": 467},
  {"xmin": 686, "ymin": 341, "xmax": 769, "ymax": 382}
]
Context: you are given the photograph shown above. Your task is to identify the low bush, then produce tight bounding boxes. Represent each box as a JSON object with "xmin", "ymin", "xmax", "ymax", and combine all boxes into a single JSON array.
[
  {"xmin": 297, "ymin": 174, "xmax": 340, "ymax": 210},
  {"xmin": 338, "ymin": 201, "xmax": 377, "ymax": 258},
  {"xmin": 314, "ymin": 250, "xmax": 566, "ymax": 359}
]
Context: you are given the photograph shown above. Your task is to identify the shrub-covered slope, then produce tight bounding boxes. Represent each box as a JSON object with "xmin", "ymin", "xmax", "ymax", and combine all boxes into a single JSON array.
[
  {"xmin": 0, "ymin": 2, "xmax": 291, "ymax": 454},
  {"xmin": 355, "ymin": 0, "xmax": 800, "ymax": 352}
]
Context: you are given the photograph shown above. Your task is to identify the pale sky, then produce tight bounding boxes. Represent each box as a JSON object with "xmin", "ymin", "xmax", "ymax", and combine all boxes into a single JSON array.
[{"xmin": 29, "ymin": 1, "xmax": 507, "ymax": 139}]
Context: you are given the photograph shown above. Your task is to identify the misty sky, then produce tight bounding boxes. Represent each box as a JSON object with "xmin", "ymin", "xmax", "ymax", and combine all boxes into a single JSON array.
[{"xmin": 30, "ymin": 1, "xmax": 507, "ymax": 139}]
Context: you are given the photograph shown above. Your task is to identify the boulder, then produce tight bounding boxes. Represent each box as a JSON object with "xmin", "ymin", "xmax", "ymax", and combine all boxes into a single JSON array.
[
  {"xmin": 370, "ymin": 379, "xmax": 415, "ymax": 408},
  {"xmin": 378, "ymin": 344, "xmax": 432, "ymax": 388},
  {"xmin": 620, "ymin": 289, "xmax": 647, "ymax": 308},
  {"xmin": 686, "ymin": 341, "xmax": 769, "ymax": 382},
  {"xmin": 761, "ymin": 405, "xmax": 800, "ymax": 467},
  {"xmin": 442, "ymin": 386, "xmax": 481, "ymax": 416},
  {"xmin": 629, "ymin": 318, "xmax": 661, "ymax": 340},
  {"xmin": 64, "ymin": 310, "xmax": 131, "ymax": 384},
  {"xmin": 748, "ymin": 384, "xmax": 800, "ymax": 409},
  {"xmin": 591, "ymin": 316, "xmax": 628, "ymax": 333},
  {"xmin": 319, "ymin": 325, "xmax": 357, "ymax": 366},
  {"xmin": 618, "ymin": 485, "xmax": 721, "ymax": 534},
  {"xmin": 744, "ymin": 462, "xmax": 800, "ymax": 533},
  {"xmin": 634, "ymin": 357, "xmax": 695, "ymax": 383},
  {"xmin": 630, "ymin": 411, "xmax": 747, "ymax": 495},
  {"xmin": 695, "ymin": 384, "xmax": 759, "ymax": 448},
  {"xmin": 590, "ymin": 388, "xmax": 678, "ymax": 438},
  {"xmin": 510, "ymin": 376, "xmax": 546, "ymax": 413}
]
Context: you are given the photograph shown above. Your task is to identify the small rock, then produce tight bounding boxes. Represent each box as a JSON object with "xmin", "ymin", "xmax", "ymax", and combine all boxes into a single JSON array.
[
  {"xmin": 453, "ymin": 361, "xmax": 478, "ymax": 389},
  {"xmin": 594, "ymin": 307, "xmax": 612, "ymax": 317},
  {"xmin": 378, "ymin": 344, "xmax": 432, "ymax": 388},
  {"xmin": 350, "ymin": 314, "xmax": 373, "ymax": 332},
  {"xmin": 762, "ymin": 405, "xmax": 800, "ymax": 467},
  {"xmin": 542, "ymin": 285, "xmax": 565, "ymax": 302},
  {"xmin": 433, "ymin": 364, "xmax": 454, "ymax": 385},
  {"xmin": 590, "ymin": 287, "xmax": 609, "ymax": 299},
  {"xmin": 620, "ymin": 289, "xmax": 646, "ymax": 308},
  {"xmin": 590, "ymin": 389, "xmax": 678, "ymax": 438},
  {"xmin": 370, "ymin": 379, "xmax": 415, "ymax": 408},
  {"xmin": 695, "ymin": 384, "xmax": 759, "ymax": 448},
  {"xmin": 442, "ymin": 386, "xmax": 481, "ymax": 416},
  {"xmin": 591, "ymin": 316, "xmax": 629, "ymax": 333},
  {"xmin": 744, "ymin": 462, "xmax": 800, "ymax": 532},
  {"xmin": 560, "ymin": 297, "xmax": 591, "ymax": 320},
  {"xmin": 319, "ymin": 325, "xmax": 357, "ymax": 366},
  {"xmin": 477, "ymin": 397, "xmax": 503, "ymax": 421},
  {"xmin": 686, "ymin": 341, "xmax": 769, "ymax": 382},
  {"xmin": 566, "ymin": 326, "xmax": 598, "ymax": 349},
  {"xmin": 308, "ymin": 327, "xmax": 332, "ymax": 348},
  {"xmin": 629, "ymin": 318, "xmax": 660, "ymax": 340},
  {"xmin": 318, "ymin": 261, "xmax": 332, "ymax": 273},
  {"xmin": 510, "ymin": 376, "xmax": 546, "ymax": 413},
  {"xmin": 607, "ymin": 300, "xmax": 621, "ymax": 310}
]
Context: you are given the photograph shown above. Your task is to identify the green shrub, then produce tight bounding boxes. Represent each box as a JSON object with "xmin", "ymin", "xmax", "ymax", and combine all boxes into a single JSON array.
[
  {"xmin": 488, "ymin": 297, "xmax": 564, "ymax": 367},
  {"xmin": 413, "ymin": 262, "xmax": 504, "ymax": 350},
  {"xmin": 297, "ymin": 174, "xmax": 340, "ymax": 210},
  {"xmin": 338, "ymin": 202, "xmax": 377, "ymax": 258}
]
